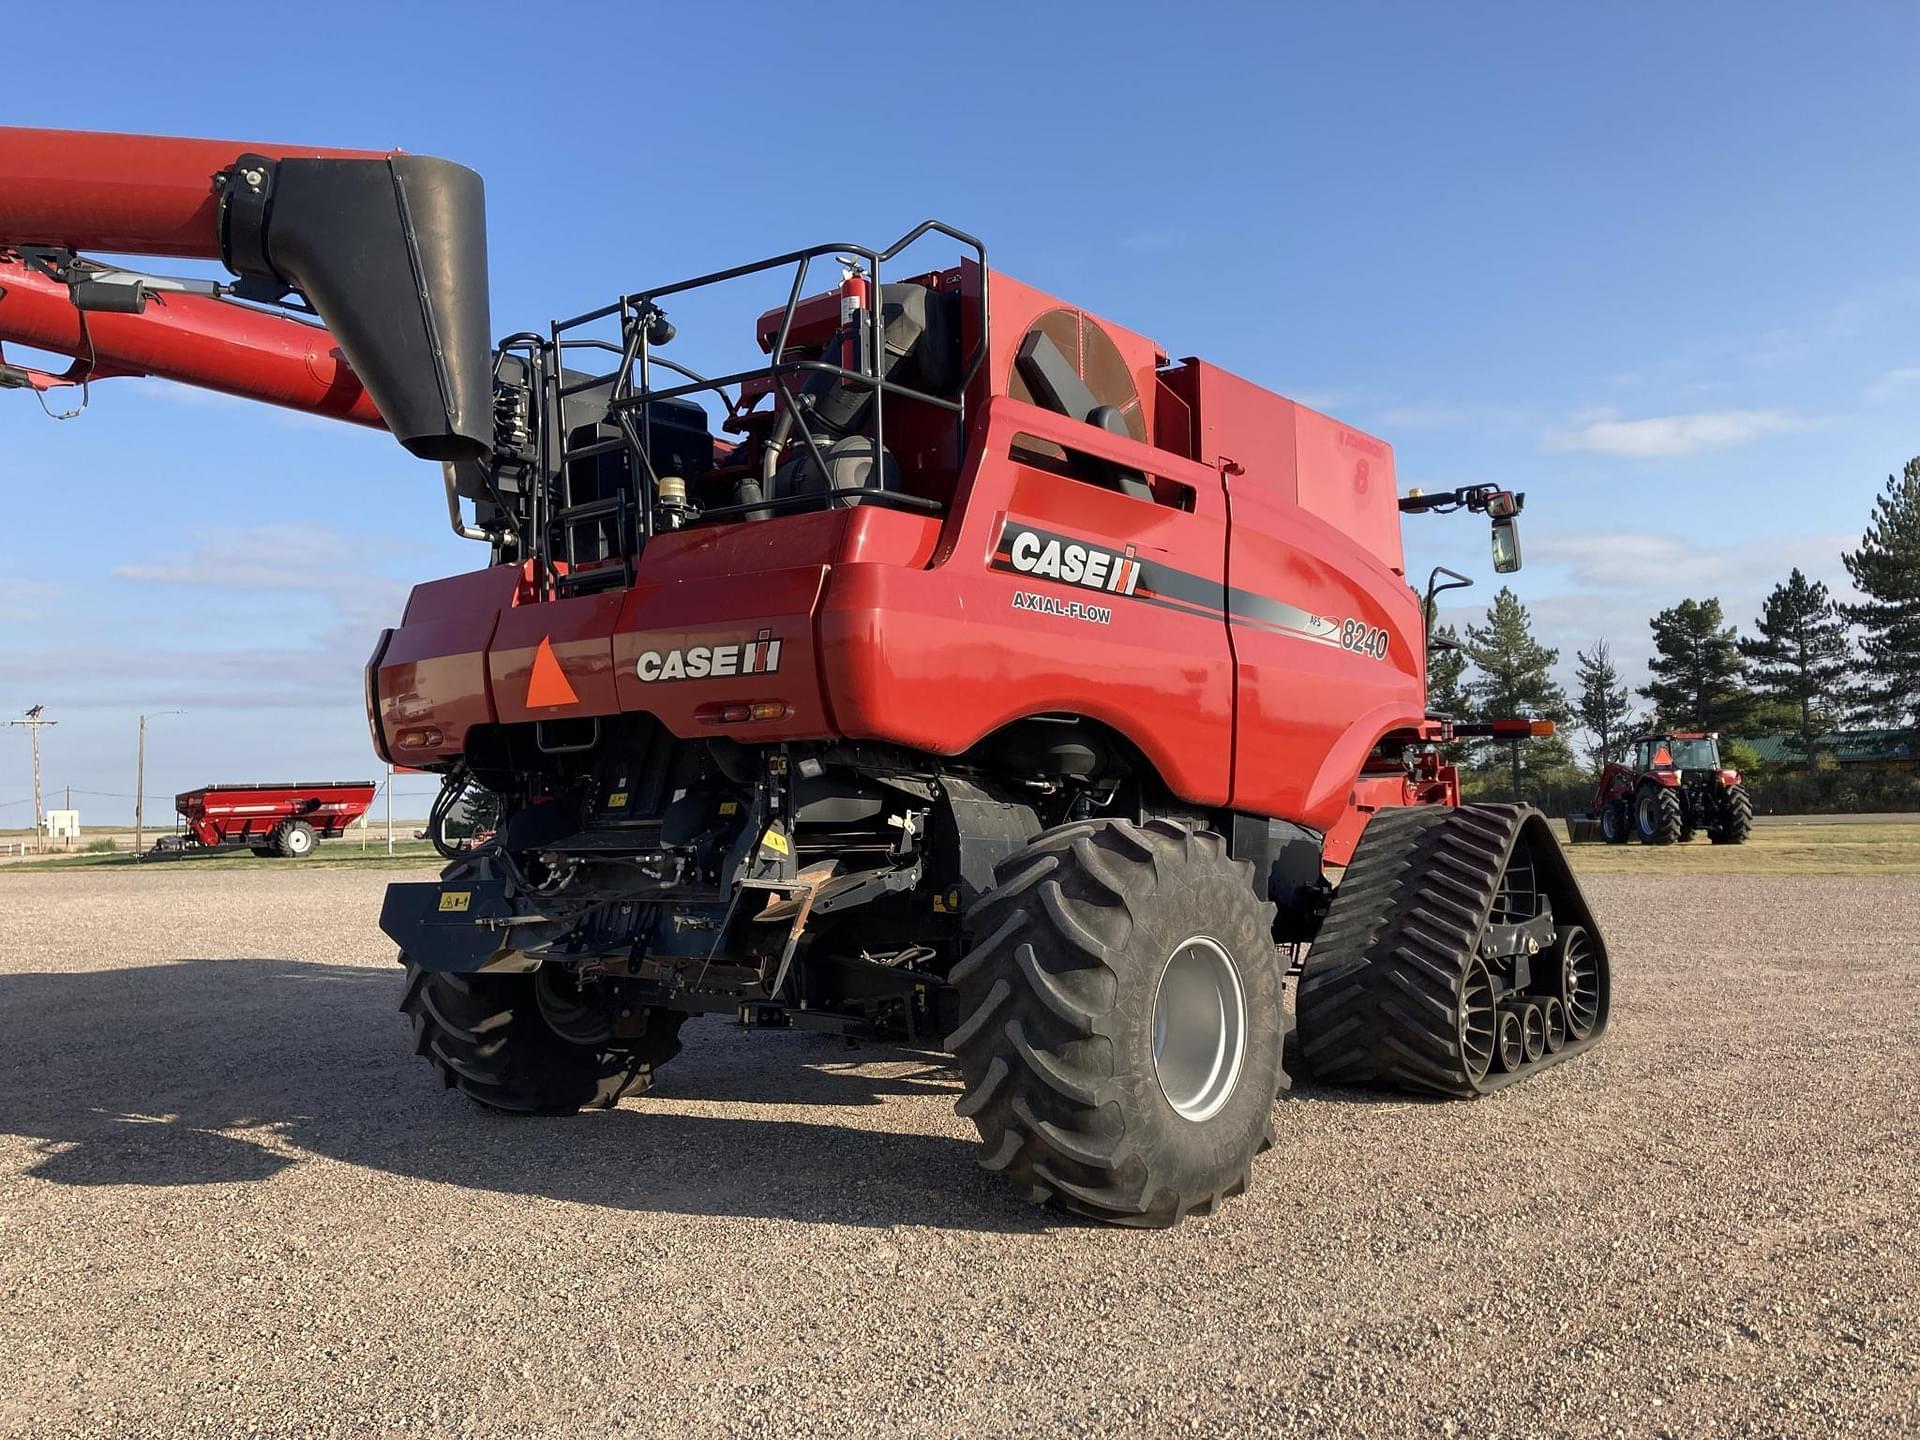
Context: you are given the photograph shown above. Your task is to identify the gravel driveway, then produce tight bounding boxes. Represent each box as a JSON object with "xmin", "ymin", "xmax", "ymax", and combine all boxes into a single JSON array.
[{"xmin": 1, "ymin": 867, "xmax": 1914, "ymax": 1438}]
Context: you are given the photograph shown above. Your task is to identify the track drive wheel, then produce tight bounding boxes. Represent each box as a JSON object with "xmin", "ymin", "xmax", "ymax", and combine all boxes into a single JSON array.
[
  {"xmin": 948, "ymin": 818, "xmax": 1284, "ymax": 1228},
  {"xmin": 1599, "ymin": 800, "xmax": 1630, "ymax": 845},
  {"xmin": 400, "ymin": 958, "xmax": 686, "ymax": 1113},
  {"xmin": 1710, "ymin": 784, "xmax": 1754, "ymax": 845},
  {"xmin": 1634, "ymin": 783, "xmax": 1683, "ymax": 845},
  {"xmin": 277, "ymin": 820, "xmax": 318, "ymax": 859}
]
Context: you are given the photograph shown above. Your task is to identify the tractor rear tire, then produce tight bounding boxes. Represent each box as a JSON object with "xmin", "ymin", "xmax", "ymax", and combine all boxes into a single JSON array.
[
  {"xmin": 948, "ymin": 817, "xmax": 1284, "ymax": 1228},
  {"xmin": 277, "ymin": 820, "xmax": 318, "ymax": 859},
  {"xmin": 1599, "ymin": 801, "xmax": 1630, "ymax": 845},
  {"xmin": 400, "ymin": 958, "xmax": 685, "ymax": 1113},
  {"xmin": 1710, "ymin": 785, "xmax": 1754, "ymax": 845},
  {"xmin": 1634, "ymin": 784, "xmax": 1683, "ymax": 845}
]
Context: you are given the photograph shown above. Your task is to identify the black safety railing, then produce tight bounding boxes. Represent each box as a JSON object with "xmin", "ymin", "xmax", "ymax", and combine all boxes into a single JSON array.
[{"xmin": 530, "ymin": 221, "xmax": 989, "ymax": 597}]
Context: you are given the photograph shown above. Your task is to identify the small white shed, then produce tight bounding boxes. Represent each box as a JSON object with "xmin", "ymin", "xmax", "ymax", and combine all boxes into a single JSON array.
[{"xmin": 43, "ymin": 809, "xmax": 80, "ymax": 840}]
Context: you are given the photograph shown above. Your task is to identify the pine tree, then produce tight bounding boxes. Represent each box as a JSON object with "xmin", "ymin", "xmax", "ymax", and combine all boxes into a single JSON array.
[
  {"xmin": 1425, "ymin": 623, "xmax": 1472, "ymax": 720},
  {"xmin": 1462, "ymin": 587, "xmax": 1573, "ymax": 797},
  {"xmin": 1573, "ymin": 640, "xmax": 1634, "ymax": 774},
  {"xmin": 1740, "ymin": 568, "xmax": 1851, "ymax": 770},
  {"xmin": 1640, "ymin": 597, "xmax": 1752, "ymax": 732},
  {"xmin": 1841, "ymin": 458, "xmax": 1920, "ymax": 729}
]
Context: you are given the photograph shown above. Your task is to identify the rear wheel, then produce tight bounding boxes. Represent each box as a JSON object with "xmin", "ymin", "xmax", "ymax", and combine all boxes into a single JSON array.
[
  {"xmin": 1634, "ymin": 784, "xmax": 1683, "ymax": 845},
  {"xmin": 277, "ymin": 820, "xmax": 318, "ymax": 859},
  {"xmin": 948, "ymin": 817, "xmax": 1284, "ymax": 1228},
  {"xmin": 400, "ymin": 958, "xmax": 686, "ymax": 1113},
  {"xmin": 1710, "ymin": 784, "xmax": 1753, "ymax": 845}
]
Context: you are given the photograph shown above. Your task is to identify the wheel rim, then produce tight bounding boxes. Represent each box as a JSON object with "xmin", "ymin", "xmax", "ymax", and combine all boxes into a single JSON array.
[
  {"xmin": 1458, "ymin": 957, "xmax": 1496, "ymax": 1082},
  {"xmin": 1561, "ymin": 930, "xmax": 1600, "ymax": 1039},
  {"xmin": 1635, "ymin": 792, "xmax": 1657, "ymax": 836},
  {"xmin": 1151, "ymin": 936, "xmax": 1247, "ymax": 1123},
  {"xmin": 289, "ymin": 828, "xmax": 312, "ymax": 854},
  {"xmin": 534, "ymin": 964, "xmax": 616, "ymax": 1044}
]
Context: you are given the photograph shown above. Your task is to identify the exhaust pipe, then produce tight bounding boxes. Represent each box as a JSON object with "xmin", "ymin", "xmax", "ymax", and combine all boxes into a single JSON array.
[{"xmin": 219, "ymin": 152, "xmax": 493, "ymax": 462}]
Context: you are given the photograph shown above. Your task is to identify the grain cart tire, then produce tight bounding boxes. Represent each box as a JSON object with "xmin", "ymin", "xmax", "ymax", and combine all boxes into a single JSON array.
[
  {"xmin": 400, "ymin": 958, "xmax": 685, "ymax": 1114},
  {"xmin": 1710, "ymin": 785, "xmax": 1754, "ymax": 845},
  {"xmin": 277, "ymin": 820, "xmax": 318, "ymax": 859},
  {"xmin": 1634, "ymin": 784, "xmax": 1683, "ymax": 845},
  {"xmin": 948, "ymin": 817, "xmax": 1284, "ymax": 1228},
  {"xmin": 1599, "ymin": 801, "xmax": 1631, "ymax": 845}
]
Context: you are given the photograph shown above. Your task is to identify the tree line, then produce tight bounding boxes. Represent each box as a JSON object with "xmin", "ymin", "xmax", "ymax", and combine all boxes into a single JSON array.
[{"xmin": 1429, "ymin": 457, "xmax": 1920, "ymax": 798}]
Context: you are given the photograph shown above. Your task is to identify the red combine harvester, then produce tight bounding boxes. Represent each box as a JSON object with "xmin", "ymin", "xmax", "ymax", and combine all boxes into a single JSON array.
[
  {"xmin": 1, "ymin": 127, "xmax": 1609, "ymax": 1225},
  {"xmin": 151, "ymin": 781, "xmax": 378, "ymax": 860}
]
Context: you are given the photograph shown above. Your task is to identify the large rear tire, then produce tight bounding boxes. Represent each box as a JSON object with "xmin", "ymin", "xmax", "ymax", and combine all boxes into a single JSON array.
[
  {"xmin": 948, "ymin": 818, "xmax": 1283, "ymax": 1228},
  {"xmin": 1710, "ymin": 784, "xmax": 1753, "ymax": 845},
  {"xmin": 1634, "ymin": 784, "xmax": 1683, "ymax": 845},
  {"xmin": 400, "ymin": 959, "xmax": 686, "ymax": 1113},
  {"xmin": 277, "ymin": 820, "xmax": 318, "ymax": 859}
]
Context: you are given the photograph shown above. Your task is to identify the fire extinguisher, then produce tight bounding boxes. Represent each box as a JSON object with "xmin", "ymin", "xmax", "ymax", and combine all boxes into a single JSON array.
[{"xmin": 836, "ymin": 256, "xmax": 870, "ymax": 374}]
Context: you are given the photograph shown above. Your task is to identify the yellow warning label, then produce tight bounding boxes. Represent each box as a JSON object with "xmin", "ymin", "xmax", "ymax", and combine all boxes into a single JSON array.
[
  {"xmin": 438, "ymin": 891, "xmax": 471, "ymax": 913},
  {"xmin": 718, "ymin": 801, "xmax": 739, "ymax": 816},
  {"xmin": 607, "ymin": 791, "xmax": 629, "ymax": 807},
  {"xmin": 760, "ymin": 828, "xmax": 790, "ymax": 856}
]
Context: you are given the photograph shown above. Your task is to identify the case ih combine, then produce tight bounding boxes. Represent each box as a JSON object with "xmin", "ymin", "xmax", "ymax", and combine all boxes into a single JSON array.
[{"xmin": 1, "ymin": 127, "xmax": 1610, "ymax": 1225}]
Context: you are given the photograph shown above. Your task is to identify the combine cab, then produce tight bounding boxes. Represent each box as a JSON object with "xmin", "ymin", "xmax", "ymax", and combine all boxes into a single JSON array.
[
  {"xmin": 2, "ymin": 128, "xmax": 1615, "ymax": 1227},
  {"xmin": 1577, "ymin": 733, "xmax": 1753, "ymax": 846}
]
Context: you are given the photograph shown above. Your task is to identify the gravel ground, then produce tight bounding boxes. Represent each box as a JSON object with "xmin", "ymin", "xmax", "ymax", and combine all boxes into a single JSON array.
[{"xmin": 1, "ymin": 867, "xmax": 1915, "ymax": 1439}]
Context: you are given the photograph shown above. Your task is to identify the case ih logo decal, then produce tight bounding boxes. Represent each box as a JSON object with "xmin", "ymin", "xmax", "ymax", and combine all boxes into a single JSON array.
[
  {"xmin": 1002, "ymin": 527, "xmax": 1143, "ymax": 595},
  {"xmin": 992, "ymin": 519, "xmax": 1390, "ymax": 660},
  {"xmin": 636, "ymin": 629, "xmax": 782, "ymax": 682}
]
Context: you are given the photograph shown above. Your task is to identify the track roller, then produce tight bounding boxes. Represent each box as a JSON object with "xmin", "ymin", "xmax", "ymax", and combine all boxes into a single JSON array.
[
  {"xmin": 1493, "ymin": 1010, "xmax": 1525, "ymax": 1072},
  {"xmin": 1518, "ymin": 1003, "xmax": 1546, "ymax": 1064},
  {"xmin": 1540, "ymin": 996, "xmax": 1567, "ymax": 1054}
]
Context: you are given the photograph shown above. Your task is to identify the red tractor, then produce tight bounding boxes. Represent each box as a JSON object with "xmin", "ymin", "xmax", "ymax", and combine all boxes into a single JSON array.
[
  {"xmin": 1589, "ymin": 732, "xmax": 1753, "ymax": 846},
  {"xmin": 1, "ymin": 127, "xmax": 1611, "ymax": 1226}
]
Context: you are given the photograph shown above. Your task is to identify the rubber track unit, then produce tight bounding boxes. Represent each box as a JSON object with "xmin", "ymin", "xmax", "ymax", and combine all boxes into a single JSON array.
[
  {"xmin": 1296, "ymin": 803, "xmax": 1610, "ymax": 1098},
  {"xmin": 947, "ymin": 817, "xmax": 1284, "ymax": 1228},
  {"xmin": 400, "ymin": 959, "xmax": 684, "ymax": 1114}
]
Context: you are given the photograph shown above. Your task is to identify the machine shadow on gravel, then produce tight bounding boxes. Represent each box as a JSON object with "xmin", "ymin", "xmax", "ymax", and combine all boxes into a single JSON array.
[{"xmin": 0, "ymin": 959, "xmax": 1049, "ymax": 1233}]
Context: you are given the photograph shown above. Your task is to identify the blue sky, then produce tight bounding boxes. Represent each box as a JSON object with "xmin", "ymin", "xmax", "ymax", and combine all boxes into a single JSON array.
[{"xmin": 4, "ymin": 1, "xmax": 1917, "ymax": 823}]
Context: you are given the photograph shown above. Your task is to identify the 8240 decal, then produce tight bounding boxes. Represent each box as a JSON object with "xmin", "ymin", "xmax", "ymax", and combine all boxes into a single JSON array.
[{"xmin": 1338, "ymin": 618, "xmax": 1391, "ymax": 660}]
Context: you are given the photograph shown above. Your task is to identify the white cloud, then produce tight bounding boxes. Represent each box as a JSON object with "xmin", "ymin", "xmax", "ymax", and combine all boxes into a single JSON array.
[
  {"xmin": 1866, "ymin": 367, "xmax": 1920, "ymax": 403},
  {"xmin": 113, "ymin": 524, "xmax": 412, "ymax": 593},
  {"xmin": 1545, "ymin": 408, "xmax": 1805, "ymax": 459},
  {"xmin": 1524, "ymin": 529, "xmax": 1855, "ymax": 594}
]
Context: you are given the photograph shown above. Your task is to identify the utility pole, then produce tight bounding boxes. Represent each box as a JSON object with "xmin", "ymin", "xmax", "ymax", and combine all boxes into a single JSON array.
[
  {"xmin": 134, "ymin": 710, "xmax": 184, "ymax": 854},
  {"xmin": 5, "ymin": 706, "xmax": 56, "ymax": 835}
]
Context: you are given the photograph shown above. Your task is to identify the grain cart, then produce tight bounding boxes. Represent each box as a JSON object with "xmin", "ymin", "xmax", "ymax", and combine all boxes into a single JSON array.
[
  {"xmin": 1579, "ymin": 732, "xmax": 1753, "ymax": 846},
  {"xmin": 1, "ymin": 127, "xmax": 1611, "ymax": 1226},
  {"xmin": 150, "ymin": 780, "xmax": 378, "ymax": 859}
]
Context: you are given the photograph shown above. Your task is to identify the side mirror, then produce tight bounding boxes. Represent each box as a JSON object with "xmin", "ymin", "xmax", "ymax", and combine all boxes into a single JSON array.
[{"xmin": 1491, "ymin": 516, "xmax": 1522, "ymax": 573}]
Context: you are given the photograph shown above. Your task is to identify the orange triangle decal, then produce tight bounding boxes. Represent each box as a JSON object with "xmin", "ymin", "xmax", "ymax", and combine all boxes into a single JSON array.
[{"xmin": 526, "ymin": 636, "xmax": 579, "ymax": 708}]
